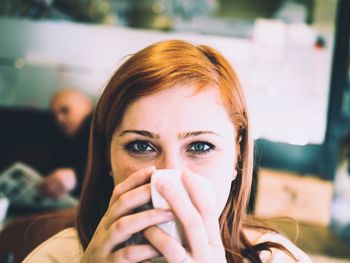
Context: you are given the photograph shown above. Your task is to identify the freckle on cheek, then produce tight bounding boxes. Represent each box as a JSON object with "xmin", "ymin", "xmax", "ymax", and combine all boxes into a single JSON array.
[
  {"xmin": 113, "ymin": 165, "xmax": 141, "ymax": 184},
  {"xmin": 112, "ymin": 170, "xmax": 127, "ymax": 184}
]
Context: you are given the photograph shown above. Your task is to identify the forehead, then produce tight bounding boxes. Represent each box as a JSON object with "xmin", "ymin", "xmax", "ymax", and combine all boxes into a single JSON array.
[
  {"xmin": 117, "ymin": 84, "xmax": 234, "ymax": 134},
  {"xmin": 51, "ymin": 93, "xmax": 73, "ymax": 109}
]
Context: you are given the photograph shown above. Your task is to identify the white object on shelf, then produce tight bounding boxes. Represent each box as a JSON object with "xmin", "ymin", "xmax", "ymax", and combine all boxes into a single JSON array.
[{"xmin": 0, "ymin": 193, "xmax": 9, "ymax": 227}]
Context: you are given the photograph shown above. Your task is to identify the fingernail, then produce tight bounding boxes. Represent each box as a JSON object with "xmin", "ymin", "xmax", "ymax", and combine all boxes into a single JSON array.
[
  {"xmin": 142, "ymin": 166, "xmax": 156, "ymax": 179},
  {"xmin": 183, "ymin": 170, "xmax": 192, "ymax": 181},
  {"xmin": 146, "ymin": 166, "xmax": 156, "ymax": 172},
  {"xmin": 157, "ymin": 179, "xmax": 170, "ymax": 191}
]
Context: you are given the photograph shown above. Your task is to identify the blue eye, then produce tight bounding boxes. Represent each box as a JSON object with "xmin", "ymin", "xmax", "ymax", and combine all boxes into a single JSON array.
[
  {"xmin": 126, "ymin": 141, "xmax": 155, "ymax": 154},
  {"xmin": 187, "ymin": 142, "xmax": 215, "ymax": 154}
]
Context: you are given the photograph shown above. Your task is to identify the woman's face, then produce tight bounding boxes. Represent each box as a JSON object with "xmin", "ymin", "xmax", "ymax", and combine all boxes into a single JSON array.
[{"xmin": 110, "ymin": 84, "xmax": 237, "ymax": 213}]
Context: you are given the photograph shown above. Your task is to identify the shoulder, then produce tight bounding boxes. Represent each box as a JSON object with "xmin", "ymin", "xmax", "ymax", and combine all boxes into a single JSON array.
[
  {"xmin": 256, "ymin": 232, "xmax": 312, "ymax": 262},
  {"xmin": 23, "ymin": 227, "xmax": 83, "ymax": 263},
  {"xmin": 245, "ymin": 229, "xmax": 312, "ymax": 262}
]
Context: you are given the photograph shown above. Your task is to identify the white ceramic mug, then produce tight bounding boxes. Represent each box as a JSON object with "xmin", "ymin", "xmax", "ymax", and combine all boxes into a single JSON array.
[
  {"xmin": 0, "ymin": 192, "xmax": 9, "ymax": 225},
  {"xmin": 151, "ymin": 169, "xmax": 188, "ymax": 245}
]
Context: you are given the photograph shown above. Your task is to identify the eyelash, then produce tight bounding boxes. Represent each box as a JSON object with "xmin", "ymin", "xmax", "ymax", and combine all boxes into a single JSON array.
[
  {"xmin": 124, "ymin": 140, "xmax": 215, "ymax": 155},
  {"xmin": 187, "ymin": 141, "xmax": 215, "ymax": 155},
  {"xmin": 125, "ymin": 140, "xmax": 155, "ymax": 154}
]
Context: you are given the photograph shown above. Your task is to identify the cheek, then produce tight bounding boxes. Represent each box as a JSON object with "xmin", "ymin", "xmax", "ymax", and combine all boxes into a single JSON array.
[
  {"xmin": 110, "ymin": 150, "xmax": 151, "ymax": 185},
  {"xmin": 112, "ymin": 164, "xmax": 136, "ymax": 185},
  {"xmin": 200, "ymin": 155, "xmax": 236, "ymax": 215},
  {"xmin": 110, "ymin": 148, "xmax": 132, "ymax": 184}
]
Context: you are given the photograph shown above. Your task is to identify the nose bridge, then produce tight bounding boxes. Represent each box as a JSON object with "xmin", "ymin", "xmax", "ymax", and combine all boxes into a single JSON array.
[{"xmin": 157, "ymin": 148, "xmax": 184, "ymax": 171}]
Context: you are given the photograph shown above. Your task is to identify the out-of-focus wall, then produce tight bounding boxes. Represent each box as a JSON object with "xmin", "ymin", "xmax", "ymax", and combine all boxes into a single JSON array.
[
  {"xmin": 0, "ymin": 15, "xmax": 335, "ymax": 144},
  {"xmin": 0, "ymin": 17, "xmax": 244, "ymax": 108}
]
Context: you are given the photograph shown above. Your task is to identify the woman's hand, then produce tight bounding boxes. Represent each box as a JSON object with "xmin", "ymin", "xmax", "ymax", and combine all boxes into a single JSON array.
[
  {"xmin": 80, "ymin": 166, "xmax": 174, "ymax": 263},
  {"xmin": 143, "ymin": 170, "xmax": 227, "ymax": 263}
]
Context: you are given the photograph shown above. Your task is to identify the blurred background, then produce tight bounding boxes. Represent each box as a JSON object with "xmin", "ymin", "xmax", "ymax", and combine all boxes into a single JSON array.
[{"xmin": 0, "ymin": 0, "xmax": 349, "ymax": 262}]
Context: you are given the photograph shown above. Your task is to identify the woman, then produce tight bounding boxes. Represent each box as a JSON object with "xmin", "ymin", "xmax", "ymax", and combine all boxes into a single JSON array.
[{"xmin": 24, "ymin": 40, "xmax": 311, "ymax": 262}]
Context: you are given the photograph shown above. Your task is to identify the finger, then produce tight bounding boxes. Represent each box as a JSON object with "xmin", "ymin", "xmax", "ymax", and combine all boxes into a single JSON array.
[
  {"xmin": 102, "ymin": 208, "xmax": 174, "ymax": 253},
  {"xmin": 107, "ymin": 166, "xmax": 156, "ymax": 214},
  {"xmin": 182, "ymin": 170, "xmax": 222, "ymax": 247},
  {"xmin": 104, "ymin": 184, "xmax": 152, "ymax": 229},
  {"xmin": 156, "ymin": 177, "xmax": 208, "ymax": 253},
  {"xmin": 108, "ymin": 244, "xmax": 159, "ymax": 263},
  {"xmin": 144, "ymin": 226, "xmax": 188, "ymax": 263}
]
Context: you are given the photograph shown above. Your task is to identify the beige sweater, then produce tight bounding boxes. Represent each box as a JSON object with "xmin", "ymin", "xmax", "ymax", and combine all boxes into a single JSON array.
[{"xmin": 23, "ymin": 227, "xmax": 312, "ymax": 262}]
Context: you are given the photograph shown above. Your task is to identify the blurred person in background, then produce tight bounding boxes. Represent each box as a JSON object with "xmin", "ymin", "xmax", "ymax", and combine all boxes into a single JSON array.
[
  {"xmin": 39, "ymin": 88, "xmax": 93, "ymax": 199},
  {"xmin": 0, "ymin": 0, "xmax": 112, "ymax": 22}
]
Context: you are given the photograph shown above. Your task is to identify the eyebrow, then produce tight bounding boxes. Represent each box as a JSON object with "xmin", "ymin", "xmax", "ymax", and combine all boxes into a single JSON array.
[
  {"xmin": 178, "ymin": 131, "xmax": 219, "ymax": 139},
  {"xmin": 118, "ymin": 130, "xmax": 219, "ymax": 139},
  {"xmin": 118, "ymin": 130, "xmax": 159, "ymax": 139}
]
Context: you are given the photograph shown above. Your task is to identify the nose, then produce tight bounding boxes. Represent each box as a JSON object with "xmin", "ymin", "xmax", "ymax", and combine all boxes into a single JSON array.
[
  {"xmin": 156, "ymin": 150, "xmax": 185, "ymax": 171},
  {"xmin": 56, "ymin": 113, "xmax": 66, "ymax": 124}
]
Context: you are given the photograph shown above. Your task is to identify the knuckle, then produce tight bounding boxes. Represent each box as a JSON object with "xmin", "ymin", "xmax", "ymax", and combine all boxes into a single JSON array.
[
  {"xmin": 117, "ymin": 193, "xmax": 127, "ymax": 206},
  {"xmin": 122, "ymin": 246, "xmax": 137, "ymax": 261},
  {"xmin": 159, "ymin": 240, "xmax": 173, "ymax": 254},
  {"xmin": 144, "ymin": 210, "xmax": 156, "ymax": 221},
  {"xmin": 108, "ymin": 222, "xmax": 132, "ymax": 246},
  {"xmin": 140, "ymin": 167, "xmax": 153, "ymax": 179},
  {"xmin": 113, "ymin": 185, "xmax": 122, "ymax": 199},
  {"xmin": 183, "ymin": 215, "xmax": 201, "ymax": 230},
  {"xmin": 144, "ymin": 209, "xmax": 163, "ymax": 223},
  {"xmin": 89, "ymin": 244, "xmax": 97, "ymax": 254},
  {"xmin": 114, "ymin": 195, "xmax": 128, "ymax": 212},
  {"xmin": 113, "ymin": 218, "xmax": 127, "ymax": 233},
  {"xmin": 87, "ymin": 243, "xmax": 101, "ymax": 258}
]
